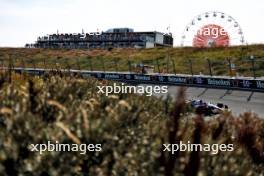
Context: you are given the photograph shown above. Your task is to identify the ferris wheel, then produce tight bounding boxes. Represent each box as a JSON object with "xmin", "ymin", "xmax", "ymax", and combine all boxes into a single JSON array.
[{"xmin": 181, "ymin": 11, "xmax": 245, "ymax": 47}]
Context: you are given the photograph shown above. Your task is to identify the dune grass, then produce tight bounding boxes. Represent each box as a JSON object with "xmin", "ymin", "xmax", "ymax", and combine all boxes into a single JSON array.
[
  {"xmin": 0, "ymin": 45, "xmax": 264, "ymax": 77},
  {"xmin": 0, "ymin": 72, "xmax": 263, "ymax": 175}
]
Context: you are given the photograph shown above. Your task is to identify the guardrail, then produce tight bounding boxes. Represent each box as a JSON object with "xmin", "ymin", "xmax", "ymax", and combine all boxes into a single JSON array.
[{"xmin": 7, "ymin": 67, "xmax": 264, "ymax": 92}]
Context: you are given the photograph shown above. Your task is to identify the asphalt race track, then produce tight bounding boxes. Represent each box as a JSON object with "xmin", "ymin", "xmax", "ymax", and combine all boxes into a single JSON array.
[{"xmin": 148, "ymin": 85, "xmax": 264, "ymax": 117}]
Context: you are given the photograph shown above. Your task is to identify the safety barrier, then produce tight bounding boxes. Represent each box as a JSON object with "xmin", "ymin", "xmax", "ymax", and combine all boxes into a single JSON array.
[{"xmin": 11, "ymin": 67, "xmax": 264, "ymax": 92}]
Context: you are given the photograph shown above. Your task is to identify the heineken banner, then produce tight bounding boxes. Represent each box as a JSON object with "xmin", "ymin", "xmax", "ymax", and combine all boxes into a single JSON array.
[{"xmin": 13, "ymin": 68, "xmax": 264, "ymax": 92}]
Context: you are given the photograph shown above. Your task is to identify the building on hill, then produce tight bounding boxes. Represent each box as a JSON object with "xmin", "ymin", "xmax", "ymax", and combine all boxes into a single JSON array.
[{"xmin": 26, "ymin": 28, "xmax": 173, "ymax": 49}]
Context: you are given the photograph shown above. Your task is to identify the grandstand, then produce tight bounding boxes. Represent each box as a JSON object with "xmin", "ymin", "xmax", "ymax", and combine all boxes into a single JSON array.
[{"xmin": 26, "ymin": 28, "xmax": 173, "ymax": 49}]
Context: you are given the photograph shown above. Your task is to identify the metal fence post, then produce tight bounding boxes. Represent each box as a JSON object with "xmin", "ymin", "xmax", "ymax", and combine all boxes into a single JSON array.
[
  {"xmin": 65, "ymin": 59, "xmax": 70, "ymax": 73},
  {"xmin": 128, "ymin": 60, "xmax": 132, "ymax": 73},
  {"xmin": 43, "ymin": 57, "xmax": 46, "ymax": 70},
  {"xmin": 101, "ymin": 58, "xmax": 105, "ymax": 72},
  {"xmin": 172, "ymin": 59, "xmax": 176, "ymax": 75},
  {"xmin": 250, "ymin": 55, "xmax": 256, "ymax": 79},
  {"xmin": 114, "ymin": 58, "xmax": 118, "ymax": 72},
  {"xmin": 0, "ymin": 58, "xmax": 3, "ymax": 70},
  {"xmin": 156, "ymin": 58, "xmax": 161, "ymax": 74},
  {"xmin": 0, "ymin": 57, "xmax": 4, "ymax": 77},
  {"xmin": 76, "ymin": 57, "xmax": 81, "ymax": 70},
  {"xmin": 227, "ymin": 58, "xmax": 232, "ymax": 77},
  {"xmin": 21, "ymin": 57, "xmax": 26, "ymax": 76},
  {"xmin": 188, "ymin": 59, "xmax": 193, "ymax": 76},
  {"xmin": 55, "ymin": 62, "xmax": 59, "ymax": 72},
  {"xmin": 89, "ymin": 58, "xmax": 93, "ymax": 71},
  {"xmin": 20, "ymin": 57, "xmax": 25, "ymax": 69},
  {"xmin": 166, "ymin": 55, "xmax": 169, "ymax": 73},
  {"xmin": 207, "ymin": 58, "xmax": 213, "ymax": 76},
  {"xmin": 8, "ymin": 55, "xmax": 13, "ymax": 83},
  {"xmin": 32, "ymin": 58, "xmax": 36, "ymax": 71}
]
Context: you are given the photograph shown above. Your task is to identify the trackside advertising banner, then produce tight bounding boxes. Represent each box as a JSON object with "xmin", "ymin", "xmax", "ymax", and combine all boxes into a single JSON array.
[{"xmin": 16, "ymin": 69, "xmax": 264, "ymax": 92}]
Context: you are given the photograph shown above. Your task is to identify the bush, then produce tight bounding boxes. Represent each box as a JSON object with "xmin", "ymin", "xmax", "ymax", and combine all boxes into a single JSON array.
[{"xmin": 0, "ymin": 74, "xmax": 263, "ymax": 175}]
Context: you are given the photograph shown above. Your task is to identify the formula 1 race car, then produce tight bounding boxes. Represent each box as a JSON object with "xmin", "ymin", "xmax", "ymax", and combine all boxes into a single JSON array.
[{"xmin": 187, "ymin": 99, "xmax": 229, "ymax": 116}]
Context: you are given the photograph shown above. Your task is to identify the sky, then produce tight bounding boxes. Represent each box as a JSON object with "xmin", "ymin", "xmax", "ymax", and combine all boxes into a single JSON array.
[{"xmin": 0, "ymin": 0, "xmax": 263, "ymax": 47}]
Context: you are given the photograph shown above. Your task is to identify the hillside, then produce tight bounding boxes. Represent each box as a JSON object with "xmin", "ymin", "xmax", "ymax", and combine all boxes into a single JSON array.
[{"xmin": 0, "ymin": 45, "xmax": 264, "ymax": 77}]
